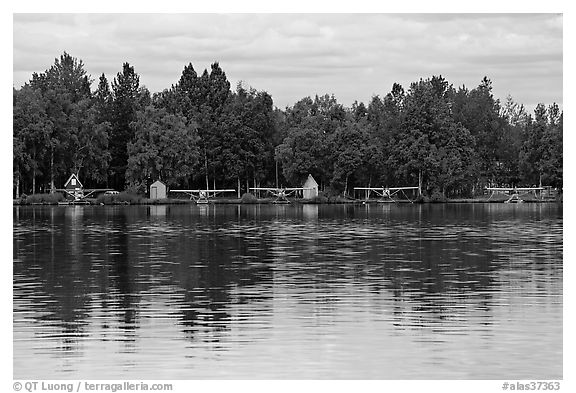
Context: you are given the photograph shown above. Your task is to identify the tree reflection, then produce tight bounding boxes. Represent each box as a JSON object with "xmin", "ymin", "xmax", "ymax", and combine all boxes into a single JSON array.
[
  {"xmin": 14, "ymin": 206, "xmax": 90, "ymax": 355},
  {"xmin": 108, "ymin": 212, "xmax": 139, "ymax": 332},
  {"xmin": 13, "ymin": 204, "xmax": 562, "ymax": 376},
  {"xmin": 171, "ymin": 223, "xmax": 274, "ymax": 344}
]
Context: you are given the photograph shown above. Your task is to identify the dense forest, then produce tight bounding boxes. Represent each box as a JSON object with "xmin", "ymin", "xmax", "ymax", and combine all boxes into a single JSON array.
[{"xmin": 13, "ymin": 52, "xmax": 563, "ymax": 199}]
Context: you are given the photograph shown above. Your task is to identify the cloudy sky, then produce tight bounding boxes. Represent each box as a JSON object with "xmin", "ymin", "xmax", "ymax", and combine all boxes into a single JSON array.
[{"xmin": 13, "ymin": 13, "xmax": 562, "ymax": 112}]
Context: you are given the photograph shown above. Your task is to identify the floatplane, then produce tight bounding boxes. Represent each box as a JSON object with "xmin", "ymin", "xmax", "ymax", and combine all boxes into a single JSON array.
[
  {"xmin": 249, "ymin": 187, "xmax": 311, "ymax": 203},
  {"xmin": 170, "ymin": 189, "xmax": 236, "ymax": 204},
  {"xmin": 486, "ymin": 187, "xmax": 544, "ymax": 203},
  {"xmin": 56, "ymin": 173, "xmax": 113, "ymax": 204},
  {"xmin": 354, "ymin": 186, "xmax": 420, "ymax": 203}
]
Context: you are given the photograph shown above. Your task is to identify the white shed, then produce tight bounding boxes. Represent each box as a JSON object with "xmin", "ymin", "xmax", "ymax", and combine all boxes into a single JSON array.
[
  {"xmin": 149, "ymin": 180, "xmax": 167, "ymax": 200},
  {"xmin": 302, "ymin": 174, "xmax": 319, "ymax": 199}
]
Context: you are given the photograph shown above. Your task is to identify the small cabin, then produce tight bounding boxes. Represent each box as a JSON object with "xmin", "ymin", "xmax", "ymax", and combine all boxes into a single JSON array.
[
  {"xmin": 149, "ymin": 180, "xmax": 167, "ymax": 200},
  {"xmin": 64, "ymin": 173, "xmax": 83, "ymax": 192},
  {"xmin": 302, "ymin": 174, "xmax": 319, "ymax": 199}
]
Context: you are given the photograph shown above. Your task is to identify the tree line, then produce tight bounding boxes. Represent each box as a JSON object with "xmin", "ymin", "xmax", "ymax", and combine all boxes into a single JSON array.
[{"xmin": 13, "ymin": 52, "xmax": 563, "ymax": 199}]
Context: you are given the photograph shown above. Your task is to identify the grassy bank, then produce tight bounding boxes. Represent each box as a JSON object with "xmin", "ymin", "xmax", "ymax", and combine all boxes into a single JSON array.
[
  {"xmin": 13, "ymin": 192, "xmax": 562, "ymax": 205},
  {"xmin": 14, "ymin": 193, "xmax": 65, "ymax": 205}
]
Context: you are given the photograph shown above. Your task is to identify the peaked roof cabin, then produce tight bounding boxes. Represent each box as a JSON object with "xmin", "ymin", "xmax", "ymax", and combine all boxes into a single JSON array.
[
  {"xmin": 64, "ymin": 173, "xmax": 83, "ymax": 191},
  {"xmin": 303, "ymin": 174, "xmax": 319, "ymax": 199}
]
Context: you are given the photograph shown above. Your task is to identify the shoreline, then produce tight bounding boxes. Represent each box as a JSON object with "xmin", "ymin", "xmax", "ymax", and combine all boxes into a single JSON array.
[{"xmin": 12, "ymin": 197, "xmax": 561, "ymax": 206}]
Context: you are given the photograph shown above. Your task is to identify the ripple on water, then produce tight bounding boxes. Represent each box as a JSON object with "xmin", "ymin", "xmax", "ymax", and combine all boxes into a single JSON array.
[{"xmin": 12, "ymin": 204, "xmax": 563, "ymax": 379}]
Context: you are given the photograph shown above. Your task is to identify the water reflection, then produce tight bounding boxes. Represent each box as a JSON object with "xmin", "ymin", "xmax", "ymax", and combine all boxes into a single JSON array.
[
  {"xmin": 13, "ymin": 204, "xmax": 562, "ymax": 379},
  {"xmin": 148, "ymin": 205, "xmax": 167, "ymax": 217}
]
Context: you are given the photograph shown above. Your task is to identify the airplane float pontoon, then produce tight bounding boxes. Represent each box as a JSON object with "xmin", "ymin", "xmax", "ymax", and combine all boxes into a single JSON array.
[
  {"xmin": 354, "ymin": 186, "xmax": 420, "ymax": 203},
  {"xmin": 486, "ymin": 187, "xmax": 544, "ymax": 203},
  {"xmin": 250, "ymin": 187, "xmax": 311, "ymax": 203},
  {"xmin": 170, "ymin": 189, "xmax": 236, "ymax": 204}
]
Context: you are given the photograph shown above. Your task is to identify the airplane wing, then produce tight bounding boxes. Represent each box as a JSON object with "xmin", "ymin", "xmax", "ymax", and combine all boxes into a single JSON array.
[
  {"xmin": 83, "ymin": 188, "xmax": 113, "ymax": 193},
  {"xmin": 198, "ymin": 189, "xmax": 236, "ymax": 193},
  {"xmin": 250, "ymin": 187, "xmax": 312, "ymax": 191},
  {"xmin": 83, "ymin": 189, "xmax": 114, "ymax": 197},
  {"xmin": 172, "ymin": 189, "xmax": 236, "ymax": 192},
  {"xmin": 171, "ymin": 190, "xmax": 236, "ymax": 199},
  {"xmin": 486, "ymin": 187, "xmax": 544, "ymax": 192},
  {"xmin": 355, "ymin": 187, "xmax": 418, "ymax": 192}
]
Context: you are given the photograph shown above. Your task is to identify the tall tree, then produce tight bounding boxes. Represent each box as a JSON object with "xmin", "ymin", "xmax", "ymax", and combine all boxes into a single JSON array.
[
  {"xmin": 519, "ymin": 104, "xmax": 547, "ymax": 185},
  {"xmin": 330, "ymin": 120, "xmax": 374, "ymax": 195},
  {"xmin": 13, "ymin": 85, "xmax": 52, "ymax": 195},
  {"xmin": 351, "ymin": 100, "xmax": 368, "ymax": 122},
  {"xmin": 216, "ymin": 84, "xmax": 277, "ymax": 194},
  {"xmin": 110, "ymin": 62, "xmax": 140, "ymax": 189},
  {"xmin": 497, "ymin": 95, "xmax": 528, "ymax": 185},
  {"xmin": 200, "ymin": 63, "xmax": 231, "ymax": 188},
  {"xmin": 275, "ymin": 127, "xmax": 330, "ymax": 187},
  {"xmin": 29, "ymin": 52, "xmax": 94, "ymax": 191},
  {"xmin": 519, "ymin": 103, "xmax": 563, "ymax": 188},
  {"xmin": 68, "ymin": 99, "xmax": 111, "ymax": 183},
  {"xmin": 366, "ymin": 83, "xmax": 406, "ymax": 186},
  {"xmin": 207, "ymin": 62, "xmax": 231, "ymax": 116},
  {"xmin": 452, "ymin": 77, "xmax": 506, "ymax": 186},
  {"xmin": 126, "ymin": 106, "xmax": 201, "ymax": 192},
  {"xmin": 94, "ymin": 73, "xmax": 113, "ymax": 123},
  {"xmin": 540, "ymin": 104, "xmax": 563, "ymax": 188},
  {"xmin": 31, "ymin": 52, "xmax": 91, "ymax": 101},
  {"xmin": 389, "ymin": 76, "xmax": 475, "ymax": 197}
]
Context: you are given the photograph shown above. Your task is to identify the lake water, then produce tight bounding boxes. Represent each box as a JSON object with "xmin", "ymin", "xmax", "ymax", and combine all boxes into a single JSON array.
[{"xmin": 13, "ymin": 203, "xmax": 563, "ymax": 379}]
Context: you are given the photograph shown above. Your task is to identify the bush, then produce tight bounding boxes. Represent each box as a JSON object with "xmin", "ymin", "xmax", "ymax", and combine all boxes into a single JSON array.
[
  {"xmin": 241, "ymin": 192, "xmax": 258, "ymax": 204},
  {"xmin": 25, "ymin": 193, "xmax": 65, "ymax": 204},
  {"xmin": 97, "ymin": 191, "xmax": 142, "ymax": 204},
  {"xmin": 414, "ymin": 194, "xmax": 427, "ymax": 203},
  {"xmin": 322, "ymin": 187, "xmax": 342, "ymax": 199},
  {"xmin": 429, "ymin": 190, "xmax": 447, "ymax": 203},
  {"xmin": 328, "ymin": 195, "xmax": 349, "ymax": 203},
  {"xmin": 310, "ymin": 191, "xmax": 329, "ymax": 204}
]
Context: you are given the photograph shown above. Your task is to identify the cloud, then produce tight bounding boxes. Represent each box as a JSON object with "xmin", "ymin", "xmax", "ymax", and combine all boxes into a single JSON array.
[{"xmin": 13, "ymin": 13, "xmax": 562, "ymax": 111}]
